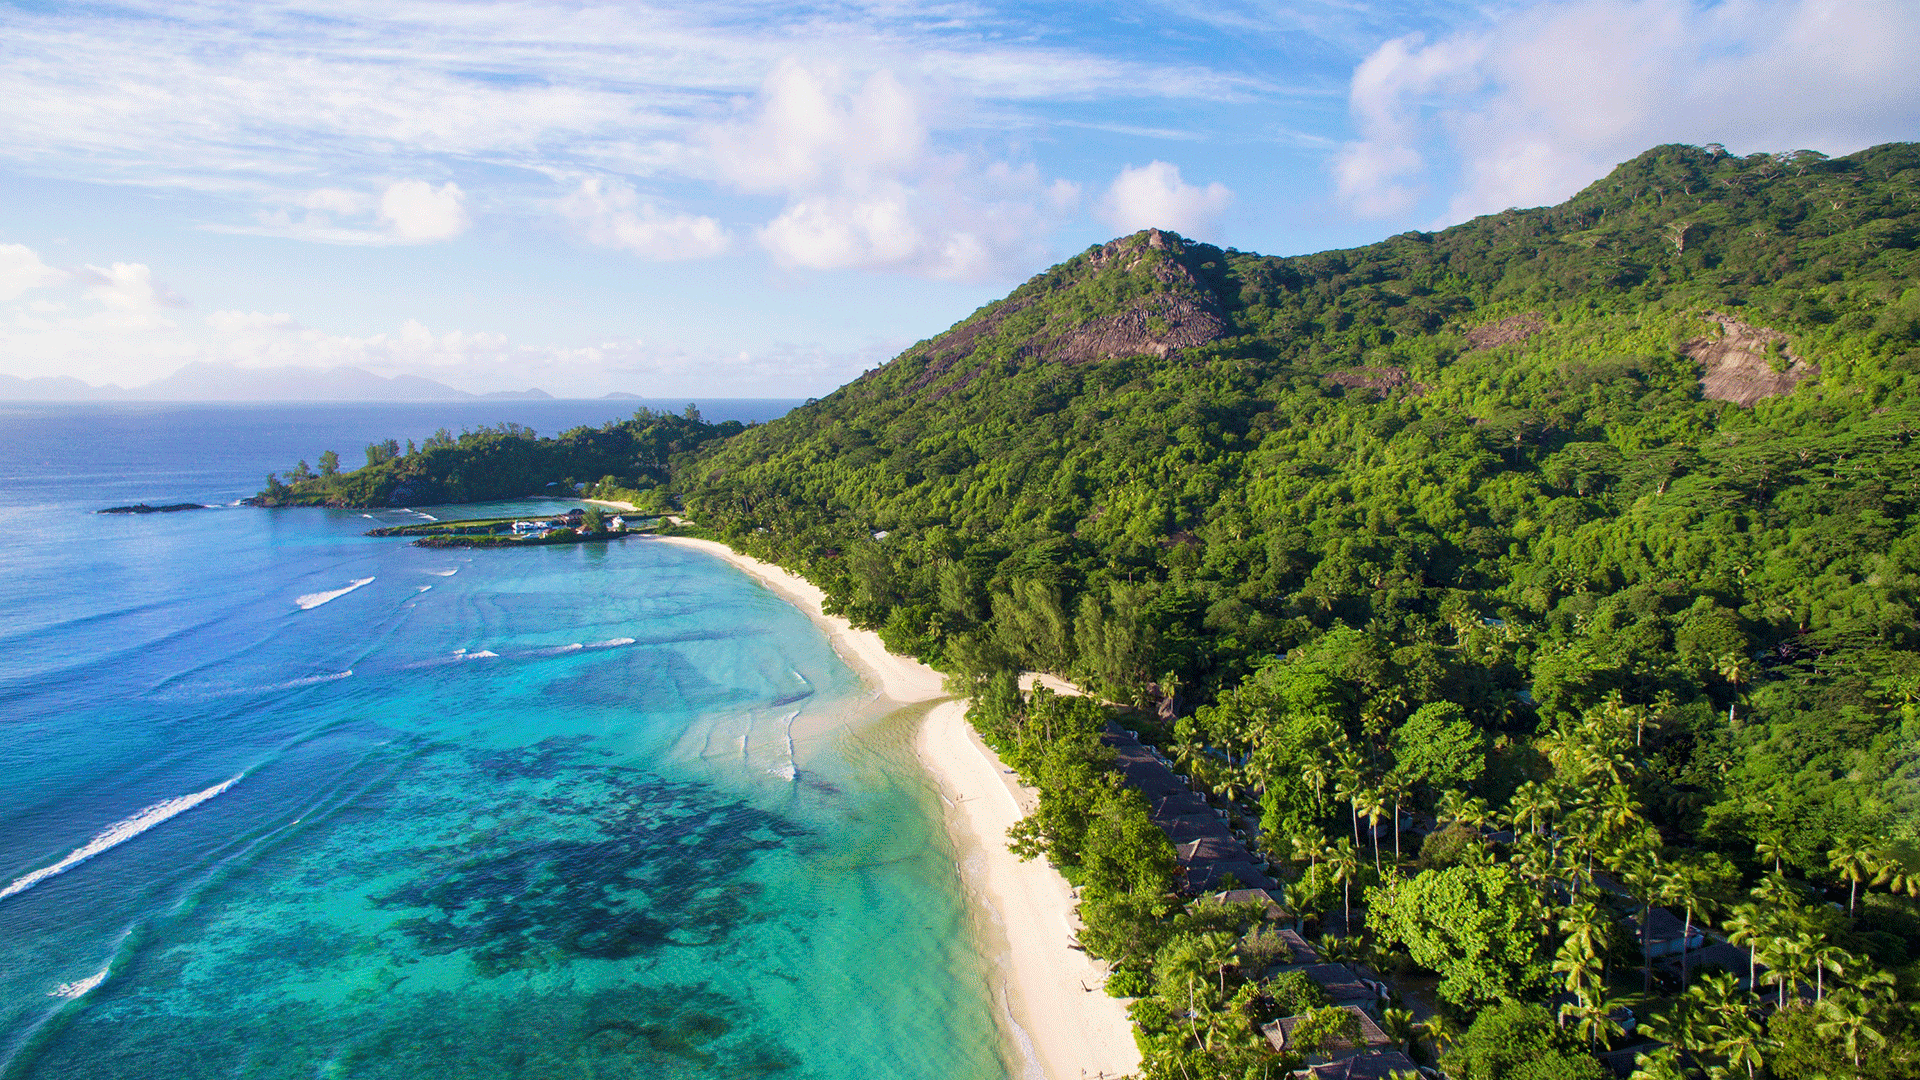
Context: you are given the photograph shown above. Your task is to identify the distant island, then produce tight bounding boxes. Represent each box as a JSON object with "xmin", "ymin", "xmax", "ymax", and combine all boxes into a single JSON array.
[
  {"xmin": 3, "ymin": 362, "xmax": 641, "ymax": 403},
  {"xmin": 253, "ymin": 142, "xmax": 1920, "ymax": 1080},
  {"xmin": 97, "ymin": 503, "xmax": 209, "ymax": 514}
]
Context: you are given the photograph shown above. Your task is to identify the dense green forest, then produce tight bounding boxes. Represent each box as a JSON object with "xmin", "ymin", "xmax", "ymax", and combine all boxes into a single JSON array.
[
  {"xmin": 261, "ymin": 142, "xmax": 1920, "ymax": 1078},
  {"xmin": 252, "ymin": 406, "xmax": 734, "ymax": 510}
]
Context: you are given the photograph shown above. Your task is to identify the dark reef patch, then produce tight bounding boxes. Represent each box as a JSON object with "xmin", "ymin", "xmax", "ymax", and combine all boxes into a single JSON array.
[{"xmin": 369, "ymin": 744, "xmax": 810, "ymax": 976}]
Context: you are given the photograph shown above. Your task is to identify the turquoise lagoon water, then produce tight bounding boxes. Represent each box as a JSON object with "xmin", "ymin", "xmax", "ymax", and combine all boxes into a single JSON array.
[{"xmin": 0, "ymin": 404, "xmax": 1008, "ymax": 1080}]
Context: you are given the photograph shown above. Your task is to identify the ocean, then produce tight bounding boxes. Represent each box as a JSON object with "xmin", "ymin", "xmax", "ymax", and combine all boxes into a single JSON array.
[{"xmin": 0, "ymin": 402, "xmax": 1008, "ymax": 1080}]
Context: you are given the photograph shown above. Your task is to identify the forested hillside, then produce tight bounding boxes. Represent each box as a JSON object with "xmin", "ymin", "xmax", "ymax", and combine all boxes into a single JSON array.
[
  {"xmin": 683, "ymin": 142, "xmax": 1920, "ymax": 874},
  {"xmin": 677, "ymin": 143, "xmax": 1920, "ymax": 1077}
]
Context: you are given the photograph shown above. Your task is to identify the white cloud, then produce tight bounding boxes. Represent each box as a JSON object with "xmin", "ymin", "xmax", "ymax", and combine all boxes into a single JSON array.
[
  {"xmin": 710, "ymin": 61, "xmax": 928, "ymax": 194},
  {"xmin": 213, "ymin": 180, "xmax": 471, "ymax": 245},
  {"xmin": 560, "ymin": 177, "xmax": 731, "ymax": 260},
  {"xmin": 1100, "ymin": 161, "xmax": 1233, "ymax": 238},
  {"xmin": 377, "ymin": 180, "xmax": 469, "ymax": 242},
  {"xmin": 0, "ymin": 2, "xmax": 1254, "ymax": 208},
  {"xmin": 0, "ymin": 247, "xmax": 196, "ymax": 384},
  {"xmin": 0, "ymin": 239, "xmax": 896, "ymax": 396},
  {"xmin": 0, "ymin": 243, "xmax": 67, "ymax": 300},
  {"xmin": 1334, "ymin": 0, "xmax": 1920, "ymax": 222},
  {"xmin": 709, "ymin": 60, "xmax": 1081, "ymax": 281},
  {"xmin": 301, "ymin": 188, "xmax": 372, "ymax": 217},
  {"xmin": 76, "ymin": 262, "xmax": 186, "ymax": 324}
]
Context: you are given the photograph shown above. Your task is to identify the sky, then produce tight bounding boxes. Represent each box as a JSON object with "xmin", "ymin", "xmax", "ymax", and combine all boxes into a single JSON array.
[{"xmin": 0, "ymin": 0, "xmax": 1915, "ymax": 398}]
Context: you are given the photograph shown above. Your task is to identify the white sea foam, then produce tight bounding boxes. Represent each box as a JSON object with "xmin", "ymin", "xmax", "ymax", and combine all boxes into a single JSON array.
[
  {"xmin": 263, "ymin": 670, "xmax": 352, "ymax": 692},
  {"xmin": 465, "ymin": 650, "xmax": 498, "ymax": 659},
  {"xmin": 0, "ymin": 773, "xmax": 245, "ymax": 902},
  {"xmin": 525, "ymin": 643, "xmax": 584, "ymax": 658},
  {"xmin": 294, "ymin": 577, "xmax": 374, "ymax": 610},
  {"xmin": 49, "ymin": 964, "xmax": 111, "ymax": 999},
  {"xmin": 360, "ymin": 514, "xmax": 374, "ymax": 519},
  {"xmin": 416, "ymin": 586, "xmax": 432, "ymax": 593},
  {"xmin": 585, "ymin": 637, "xmax": 635, "ymax": 649},
  {"xmin": 428, "ymin": 569, "xmax": 457, "ymax": 577}
]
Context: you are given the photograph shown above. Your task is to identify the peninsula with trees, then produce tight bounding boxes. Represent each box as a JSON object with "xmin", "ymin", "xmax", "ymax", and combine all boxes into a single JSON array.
[{"xmin": 257, "ymin": 142, "xmax": 1920, "ymax": 1079}]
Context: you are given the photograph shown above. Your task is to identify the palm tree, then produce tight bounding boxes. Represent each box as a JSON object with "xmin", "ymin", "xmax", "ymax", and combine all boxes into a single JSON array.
[
  {"xmin": 1283, "ymin": 879, "xmax": 1318, "ymax": 930},
  {"xmin": 1552, "ymin": 935, "xmax": 1602, "ymax": 1017},
  {"xmin": 1327, "ymin": 837, "xmax": 1361, "ymax": 932},
  {"xmin": 1598, "ymin": 784, "xmax": 1644, "ymax": 849},
  {"xmin": 1620, "ymin": 855, "xmax": 1664, "ymax": 995},
  {"xmin": 1211, "ymin": 764, "xmax": 1248, "ymax": 808},
  {"xmin": 1639, "ymin": 998, "xmax": 1708, "ymax": 1060},
  {"xmin": 1715, "ymin": 651, "xmax": 1748, "ymax": 726},
  {"xmin": 1626, "ymin": 1045, "xmax": 1691, "ymax": 1080},
  {"xmin": 1508, "ymin": 780, "xmax": 1554, "ymax": 836},
  {"xmin": 1808, "ymin": 942, "xmax": 1849, "ymax": 1003},
  {"xmin": 1756, "ymin": 929, "xmax": 1814, "ymax": 1012},
  {"xmin": 1754, "ymin": 835, "xmax": 1788, "ymax": 875},
  {"xmin": 1558, "ymin": 901, "xmax": 1612, "ymax": 993},
  {"xmin": 1511, "ymin": 833, "xmax": 1560, "ymax": 887},
  {"xmin": 1170, "ymin": 732, "xmax": 1207, "ymax": 779},
  {"xmin": 1414, "ymin": 1014, "xmax": 1461, "ymax": 1057},
  {"xmin": 1379, "ymin": 1007, "xmax": 1415, "ymax": 1052},
  {"xmin": 1722, "ymin": 904, "xmax": 1769, "ymax": 993},
  {"xmin": 1871, "ymin": 847, "xmax": 1920, "ymax": 898},
  {"xmin": 1194, "ymin": 930, "xmax": 1238, "ymax": 996},
  {"xmin": 1383, "ymin": 772, "xmax": 1410, "ymax": 863},
  {"xmin": 1300, "ymin": 757, "xmax": 1331, "ymax": 815},
  {"xmin": 1357, "ymin": 787, "xmax": 1388, "ymax": 873},
  {"xmin": 1334, "ymin": 773, "xmax": 1366, "ymax": 851},
  {"xmin": 1566, "ymin": 992, "xmax": 1626, "ymax": 1049},
  {"xmin": 1814, "ymin": 990, "xmax": 1886, "ymax": 1072},
  {"xmin": 1292, "ymin": 831, "xmax": 1331, "ymax": 874},
  {"xmin": 1658, "ymin": 858, "xmax": 1729, "ymax": 990},
  {"xmin": 1711, "ymin": 1006, "xmax": 1768, "ymax": 1080},
  {"xmin": 1829, "ymin": 841, "xmax": 1875, "ymax": 916}
]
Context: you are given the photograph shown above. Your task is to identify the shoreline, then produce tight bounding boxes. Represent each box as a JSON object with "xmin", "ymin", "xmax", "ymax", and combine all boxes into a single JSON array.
[{"xmin": 644, "ymin": 535, "xmax": 1141, "ymax": 1080}]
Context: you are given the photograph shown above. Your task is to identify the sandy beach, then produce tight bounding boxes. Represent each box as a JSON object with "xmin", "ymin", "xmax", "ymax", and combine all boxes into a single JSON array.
[{"xmin": 647, "ymin": 535, "xmax": 1141, "ymax": 1080}]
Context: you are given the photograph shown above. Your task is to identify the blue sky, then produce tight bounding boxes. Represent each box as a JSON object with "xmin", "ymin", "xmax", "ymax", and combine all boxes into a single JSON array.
[{"xmin": 0, "ymin": 0, "xmax": 1914, "ymax": 397}]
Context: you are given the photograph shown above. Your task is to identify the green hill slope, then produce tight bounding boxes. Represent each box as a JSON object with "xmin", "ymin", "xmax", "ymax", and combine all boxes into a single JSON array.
[{"xmin": 683, "ymin": 142, "xmax": 1920, "ymax": 867}]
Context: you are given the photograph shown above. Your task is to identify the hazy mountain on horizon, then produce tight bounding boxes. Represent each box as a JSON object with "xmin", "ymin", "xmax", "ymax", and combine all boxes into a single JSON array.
[{"xmin": 0, "ymin": 362, "xmax": 585, "ymax": 402}]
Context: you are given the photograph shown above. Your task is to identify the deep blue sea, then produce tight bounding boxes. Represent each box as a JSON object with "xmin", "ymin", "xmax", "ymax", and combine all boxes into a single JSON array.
[{"xmin": 0, "ymin": 403, "xmax": 1006, "ymax": 1080}]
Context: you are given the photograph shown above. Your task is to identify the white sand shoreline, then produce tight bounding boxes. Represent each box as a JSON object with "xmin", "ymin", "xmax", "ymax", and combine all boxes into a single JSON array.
[{"xmin": 644, "ymin": 534, "xmax": 1141, "ymax": 1080}]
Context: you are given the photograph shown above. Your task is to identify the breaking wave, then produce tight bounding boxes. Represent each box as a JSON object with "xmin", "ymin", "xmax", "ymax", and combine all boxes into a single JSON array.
[
  {"xmin": 255, "ymin": 670, "xmax": 352, "ymax": 693},
  {"xmin": 0, "ymin": 773, "xmax": 245, "ymax": 902},
  {"xmin": 294, "ymin": 578, "xmax": 374, "ymax": 610},
  {"xmin": 49, "ymin": 964, "xmax": 111, "ymax": 999}
]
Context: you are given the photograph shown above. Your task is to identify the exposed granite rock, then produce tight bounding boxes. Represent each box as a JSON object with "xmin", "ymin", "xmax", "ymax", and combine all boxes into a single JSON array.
[
  {"xmin": 894, "ymin": 229, "xmax": 1231, "ymax": 400},
  {"xmin": 1465, "ymin": 312, "xmax": 1546, "ymax": 351},
  {"xmin": 1325, "ymin": 366, "xmax": 1421, "ymax": 398},
  {"xmin": 1683, "ymin": 313, "xmax": 1817, "ymax": 407}
]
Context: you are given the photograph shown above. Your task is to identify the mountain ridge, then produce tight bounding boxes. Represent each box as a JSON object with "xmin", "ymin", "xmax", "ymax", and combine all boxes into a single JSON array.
[{"xmin": 0, "ymin": 362, "xmax": 572, "ymax": 402}]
